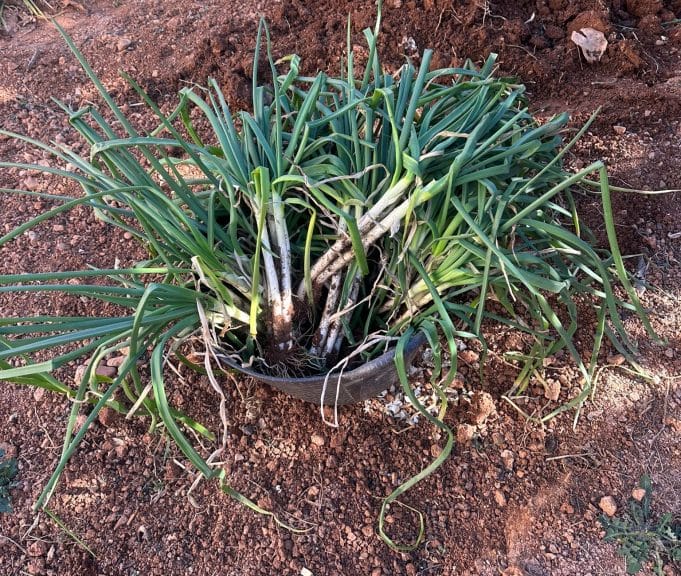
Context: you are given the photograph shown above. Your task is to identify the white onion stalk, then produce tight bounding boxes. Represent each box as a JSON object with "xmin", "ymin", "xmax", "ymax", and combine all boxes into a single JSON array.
[{"xmin": 268, "ymin": 188, "xmax": 294, "ymax": 350}]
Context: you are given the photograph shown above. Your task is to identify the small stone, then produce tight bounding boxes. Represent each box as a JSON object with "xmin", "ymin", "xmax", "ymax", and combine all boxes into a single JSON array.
[
  {"xmin": 459, "ymin": 349, "xmax": 479, "ymax": 364},
  {"xmin": 607, "ymin": 354, "xmax": 626, "ymax": 365},
  {"xmin": 613, "ymin": 125, "xmax": 627, "ymax": 135},
  {"xmin": 114, "ymin": 442, "xmax": 128, "ymax": 459},
  {"xmin": 457, "ymin": 423, "xmax": 476, "ymax": 443},
  {"xmin": 116, "ymin": 37, "xmax": 133, "ymax": 52},
  {"xmin": 26, "ymin": 558, "xmax": 45, "ymax": 575},
  {"xmin": 74, "ymin": 364, "xmax": 88, "ymax": 386},
  {"xmin": 599, "ymin": 495, "xmax": 617, "ymax": 516},
  {"xmin": 97, "ymin": 407, "xmax": 117, "ymax": 427},
  {"xmin": 106, "ymin": 355, "xmax": 128, "ymax": 368},
  {"xmin": 52, "ymin": 224, "xmax": 65, "ymax": 232},
  {"xmin": 664, "ymin": 349, "xmax": 674, "ymax": 359},
  {"xmin": 300, "ymin": 569, "xmax": 314, "ymax": 576},
  {"xmin": 560, "ymin": 502, "xmax": 575, "ymax": 514},
  {"xmin": 95, "ymin": 364, "xmax": 118, "ymax": 379},
  {"xmin": 23, "ymin": 176, "xmax": 39, "ymax": 190},
  {"xmin": 631, "ymin": 487, "xmax": 646, "ymax": 502},
  {"xmin": 33, "ymin": 387, "xmax": 46, "ymax": 402},
  {"xmin": 494, "ymin": 489, "xmax": 507, "ymax": 507},
  {"xmin": 500, "ymin": 449, "xmax": 515, "ymax": 471},
  {"xmin": 27, "ymin": 541, "xmax": 48, "ymax": 557},
  {"xmin": 469, "ymin": 391, "xmax": 496, "ymax": 425},
  {"xmin": 123, "ymin": 231, "xmax": 133, "ymax": 240},
  {"xmin": 430, "ymin": 444, "xmax": 443, "ymax": 458},
  {"xmin": 544, "ymin": 379, "xmax": 561, "ymax": 402},
  {"xmin": 310, "ymin": 434, "xmax": 325, "ymax": 447}
]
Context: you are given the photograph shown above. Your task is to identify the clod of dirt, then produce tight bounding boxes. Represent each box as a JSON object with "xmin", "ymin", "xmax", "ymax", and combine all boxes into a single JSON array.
[
  {"xmin": 27, "ymin": 541, "xmax": 47, "ymax": 557},
  {"xmin": 97, "ymin": 407, "xmax": 117, "ymax": 428},
  {"xmin": 571, "ymin": 28, "xmax": 608, "ymax": 63},
  {"xmin": 568, "ymin": 10, "xmax": 611, "ymax": 36},
  {"xmin": 598, "ymin": 495, "xmax": 618, "ymax": 516},
  {"xmin": 469, "ymin": 391, "xmax": 497, "ymax": 425},
  {"xmin": 543, "ymin": 379, "xmax": 561, "ymax": 401},
  {"xmin": 619, "ymin": 39, "xmax": 645, "ymax": 71},
  {"xmin": 26, "ymin": 559, "xmax": 45, "ymax": 575},
  {"xmin": 626, "ymin": 0, "xmax": 663, "ymax": 18},
  {"xmin": 457, "ymin": 423, "xmax": 476, "ymax": 444}
]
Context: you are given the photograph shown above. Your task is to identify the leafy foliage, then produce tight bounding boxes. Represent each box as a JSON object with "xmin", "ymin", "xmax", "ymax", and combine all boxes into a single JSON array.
[
  {"xmin": 601, "ymin": 476, "xmax": 681, "ymax": 575},
  {"xmin": 0, "ymin": 5, "xmax": 654, "ymax": 550},
  {"xmin": 0, "ymin": 448, "xmax": 18, "ymax": 513}
]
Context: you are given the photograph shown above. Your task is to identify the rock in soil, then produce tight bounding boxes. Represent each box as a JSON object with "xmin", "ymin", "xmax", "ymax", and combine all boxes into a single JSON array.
[{"xmin": 598, "ymin": 495, "xmax": 618, "ymax": 516}]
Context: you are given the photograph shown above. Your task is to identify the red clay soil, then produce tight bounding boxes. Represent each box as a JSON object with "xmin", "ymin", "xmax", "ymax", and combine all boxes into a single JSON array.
[{"xmin": 1, "ymin": 1, "xmax": 680, "ymax": 575}]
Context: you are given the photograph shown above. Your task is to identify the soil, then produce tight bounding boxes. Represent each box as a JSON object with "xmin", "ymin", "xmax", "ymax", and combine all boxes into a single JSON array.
[{"xmin": 1, "ymin": 1, "xmax": 681, "ymax": 575}]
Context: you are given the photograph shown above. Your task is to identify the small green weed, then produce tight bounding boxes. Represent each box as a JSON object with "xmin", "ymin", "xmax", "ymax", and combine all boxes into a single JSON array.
[
  {"xmin": 600, "ymin": 475, "xmax": 681, "ymax": 575},
  {"xmin": 0, "ymin": 447, "xmax": 18, "ymax": 513}
]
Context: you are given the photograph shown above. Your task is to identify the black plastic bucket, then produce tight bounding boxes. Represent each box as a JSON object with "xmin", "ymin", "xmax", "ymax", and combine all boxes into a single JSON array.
[{"xmin": 216, "ymin": 333, "xmax": 427, "ymax": 406}]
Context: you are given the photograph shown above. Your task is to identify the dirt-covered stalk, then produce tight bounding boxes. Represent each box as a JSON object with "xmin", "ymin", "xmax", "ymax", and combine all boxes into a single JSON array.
[
  {"xmin": 314, "ymin": 187, "xmax": 422, "ymax": 288},
  {"xmin": 300, "ymin": 173, "xmax": 415, "ymax": 298},
  {"xmin": 309, "ymin": 270, "xmax": 343, "ymax": 358},
  {"xmin": 324, "ymin": 273, "xmax": 361, "ymax": 358},
  {"xmin": 268, "ymin": 188, "xmax": 294, "ymax": 351}
]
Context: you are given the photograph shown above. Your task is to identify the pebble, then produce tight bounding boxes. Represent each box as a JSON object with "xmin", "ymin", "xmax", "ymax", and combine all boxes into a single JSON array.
[
  {"xmin": 500, "ymin": 449, "xmax": 515, "ymax": 471},
  {"xmin": 469, "ymin": 391, "xmax": 496, "ymax": 425},
  {"xmin": 598, "ymin": 495, "xmax": 617, "ymax": 516},
  {"xmin": 33, "ymin": 387, "xmax": 46, "ymax": 402},
  {"xmin": 607, "ymin": 353, "xmax": 626, "ymax": 365},
  {"xmin": 26, "ymin": 559, "xmax": 45, "ymax": 575},
  {"xmin": 106, "ymin": 355, "xmax": 128, "ymax": 368},
  {"xmin": 493, "ymin": 489, "xmax": 507, "ymax": 508},
  {"xmin": 52, "ymin": 224, "xmax": 65, "ymax": 232},
  {"xmin": 96, "ymin": 364, "xmax": 118, "ymax": 379},
  {"xmin": 457, "ymin": 423, "xmax": 476, "ymax": 443},
  {"xmin": 97, "ymin": 407, "xmax": 116, "ymax": 428},
  {"xmin": 117, "ymin": 37, "xmax": 133, "ymax": 52},
  {"xmin": 310, "ymin": 434, "xmax": 325, "ymax": 447},
  {"xmin": 544, "ymin": 379, "xmax": 561, "ymax": 402},
  {"xmin": 613, "ymin": 125, "xmax": 627, "ymax": 135},
  {"xmin": 664, "ymin": 349, "xmax": 674, "ymax": 358},
  {"xmin": 631, "ymin": 487, "xmax": 646, "ymax": 502},
  {"xmin": 27, "ymin": 541, "xmax": 47, "ymax": 557},
  {"xmin": 459, "ymin": 349, "xmax": 480, "ymax": 364},
  {"xmin": 300, "ymin": 569, "xmax": 314, "ymax": 576}
]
